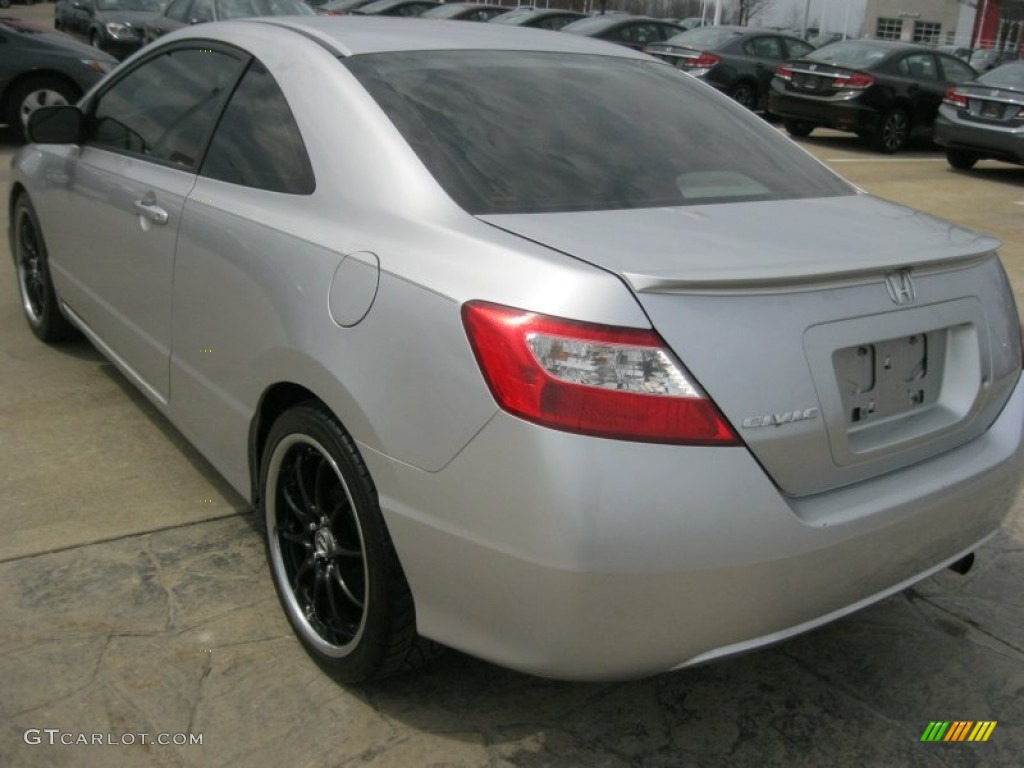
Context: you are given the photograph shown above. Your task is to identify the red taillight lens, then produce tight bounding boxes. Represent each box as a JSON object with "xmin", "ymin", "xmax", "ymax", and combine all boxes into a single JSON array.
[
  {"xmin": 693, "ymin": 51, "xmax": 721, "ymax": 68},
  {"xmin": 775, "ymin": 64, "xmax": 793, "ymax": 81},
  {"xmin": 943, "ymin": 87, "xmax": 968, "ymax": 108},
  {"xmin": 462, "ymin": 301, "xmax": 739, "ymax": 445},
  {"xmin": 832, "ymin": 72, "xmax": 874, "ymax": 89}
]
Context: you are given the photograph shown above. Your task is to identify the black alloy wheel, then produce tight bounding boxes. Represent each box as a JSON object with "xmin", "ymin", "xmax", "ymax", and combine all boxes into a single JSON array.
[
  {"xmin": 12, "ymin": 195, "xmax": 78, "ymax": 342},
  {"xmin": 872, "ymin": 108, "xmax": 910, "ymax": 153},
  {"xmin": 261, "ymin": 404, "xmax": 440, "ymax": 682},
  {"xmin": 730, "ymin": 81, "xmax": 758, "ymax": 111}
]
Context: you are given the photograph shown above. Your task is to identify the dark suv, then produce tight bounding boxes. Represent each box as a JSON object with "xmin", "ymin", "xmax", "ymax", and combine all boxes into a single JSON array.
[{"xmin": 768, "ymin": 39, "xmax": 977, "ymax": 152}]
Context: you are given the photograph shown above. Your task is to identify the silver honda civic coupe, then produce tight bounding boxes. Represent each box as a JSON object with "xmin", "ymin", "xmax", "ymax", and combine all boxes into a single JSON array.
[{"xmin": 10, "ymin": 18, "xmax": 1024, "ymax": 682}]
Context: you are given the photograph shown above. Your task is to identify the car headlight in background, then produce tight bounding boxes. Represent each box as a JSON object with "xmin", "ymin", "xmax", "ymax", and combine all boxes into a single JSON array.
[{"xmin": 104, "ymin": 22, "xmax": 138, "ymax": 39}]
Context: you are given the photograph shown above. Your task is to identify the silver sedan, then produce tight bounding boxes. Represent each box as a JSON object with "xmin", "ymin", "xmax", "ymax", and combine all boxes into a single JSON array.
[
  {"xmin": 10, "ymin": 17, "xmax": 1024, "ymax": 682},
  {"xmin": 934, "ymin": 61, "xmax": 1024, "ymax": 170}
]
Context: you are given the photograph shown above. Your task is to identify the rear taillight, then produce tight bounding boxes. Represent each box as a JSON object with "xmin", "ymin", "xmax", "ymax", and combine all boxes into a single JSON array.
[
  {"xmin": 775, "ymin": 64, "xmax": 793, "ymax": 81},
  {"xmin": 462, "ymin": 301, "xmax": 739, "ymax": 445},
  {"xmin": 832, "ymin": 72, "xmax": 874, "ymax": 89},
  {"xmin": 693, "ymin": 51, "xmax": 721, "ymax": 69},
  {"xmin": 943, "ymin": 87, "xmax": 968, "ymax": 108}
]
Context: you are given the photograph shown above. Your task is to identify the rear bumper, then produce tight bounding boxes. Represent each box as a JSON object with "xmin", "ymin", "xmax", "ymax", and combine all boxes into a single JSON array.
[
  {"xmin": 769, "ymin": 86, "xmax": 879, "ymax": 134},
  {"xmin": 366, "ymin": 377, "xmax": 1024, "ymax": 681},
  {"xmin": 934, "ymin": 112, "xmax": 1024, "ymax": 164}
]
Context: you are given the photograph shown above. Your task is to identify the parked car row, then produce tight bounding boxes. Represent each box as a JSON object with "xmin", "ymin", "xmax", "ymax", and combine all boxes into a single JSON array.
[{"xmin": 4, "ymin": 6, "xmax": 1022, "ymax": 168}]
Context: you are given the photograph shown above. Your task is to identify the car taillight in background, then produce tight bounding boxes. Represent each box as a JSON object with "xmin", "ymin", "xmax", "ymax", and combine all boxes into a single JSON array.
[
  {"xmin": 943, "ymin": 87, "xmax": 969, "ymax": 108},
  {"xmin": 462, "ymin": 301, "xmax": 739, "ymax": 445},
  {"xmin": 831, "ymin": 72, "xmax": 874, "ymax": 90},
  {"xmin": 774, "ymin": 64, "xmax": 793, "ymax": 81}
]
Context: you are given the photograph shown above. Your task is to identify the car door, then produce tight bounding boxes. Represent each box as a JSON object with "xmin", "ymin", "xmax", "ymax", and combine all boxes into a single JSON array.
[
  {"xmin": 894, "ymin": 52, "xmax": 944, "ymax": 128},
  {"xmin": 50, "ymin": 46, "xmax": 247, "ymax": 402},
  {"xmin": 740, "ymin": 35, "xmax": 785, "ymax": 97},
  {"xmin": 170, "ymin": 58, "xmax": 318, "ymax": 488}
]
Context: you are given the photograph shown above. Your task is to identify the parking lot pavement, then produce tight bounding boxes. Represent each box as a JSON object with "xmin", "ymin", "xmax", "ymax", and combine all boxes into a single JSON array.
[{"xmin": 1, "ymin": 18, "xmax": 1023, "ymax": 761}]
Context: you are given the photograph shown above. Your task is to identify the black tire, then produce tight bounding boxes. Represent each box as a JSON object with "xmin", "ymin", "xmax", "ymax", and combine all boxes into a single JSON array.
[
  {"xmin": 730, "ymin": 81, "xmax": 758, "ymax": 111},
  {"xmin": 783, "ymin": 119, "xmax": 813, "ymax": 138},
  {"xmin": 12, "ymin": 194, "xmax": 79, "ymax": 343},
  {"xmin": 946, "ymin": 148, "xmax": 979, "ymax": 171},
  {"xmin": 871, "ymin": 108, "xmax": 910, "ymax": 153},
  {"xmin": 261, "ymin": 403, "xmax": 441, "ymax": 683},
  {"xmin": 5, "ymin": 76, "xmax": 80, "ymax": 142}
]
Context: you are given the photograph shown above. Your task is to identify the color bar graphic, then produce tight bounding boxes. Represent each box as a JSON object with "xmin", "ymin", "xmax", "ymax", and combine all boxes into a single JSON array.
[{"xmin": 920, "ymin": 721, "xmax": 996, "ymax": 742}]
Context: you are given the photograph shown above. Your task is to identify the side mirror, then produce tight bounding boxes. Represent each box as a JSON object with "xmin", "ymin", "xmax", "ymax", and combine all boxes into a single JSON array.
[{"xmin": 27, "ymin": 106, "xmax": 85, "ymax": 144}]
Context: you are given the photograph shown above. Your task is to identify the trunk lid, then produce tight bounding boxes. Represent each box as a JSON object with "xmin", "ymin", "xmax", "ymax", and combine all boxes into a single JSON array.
[{"xmin": 480, "ymin": 195, "xmax": 1021, "ymax": 496}]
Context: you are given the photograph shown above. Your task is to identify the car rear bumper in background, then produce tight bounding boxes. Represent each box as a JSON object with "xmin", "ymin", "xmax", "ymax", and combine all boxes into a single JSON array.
[
  {"xmin": 769, "ymin": 87, "xmax": 878, "ymax": 134},
  {"xmin": 363, "ymin": 376, "xmax": 1024, "ymax": 681},
  {"xmin": 934, "ymin": 113, "xmax": 1024, "ymax": 163}
]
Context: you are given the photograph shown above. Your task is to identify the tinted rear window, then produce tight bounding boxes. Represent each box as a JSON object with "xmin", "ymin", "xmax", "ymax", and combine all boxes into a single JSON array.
[
  {"xmin": 806, "ymin": 41, "xmax": 890, "ymax": 68},
  {"xmin": 665, "ymin": 27, "xmax": 742, "ymax": 48},
  {"xmin": 345, "ymin": 51, "xmax": 852, "ymax": 214}
]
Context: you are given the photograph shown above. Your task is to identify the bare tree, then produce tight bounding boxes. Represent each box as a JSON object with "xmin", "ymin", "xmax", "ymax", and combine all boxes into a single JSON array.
[{"xmin": 731, "ymin": 0, "xmax": 774, "ymax": 26}]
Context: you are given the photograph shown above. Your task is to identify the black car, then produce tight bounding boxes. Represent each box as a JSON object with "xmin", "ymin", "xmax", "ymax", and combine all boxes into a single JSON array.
[
  {"xmin": 351, "ymin": 0, "xmax": 438, "ymax": 16},
  {"xmin": 934, "ymin": 61, "xmax": 1024, "ymax": 170},
  {"xmin": 645, "ymin": 26, "xmax": 814, "ymax": 111},
  {"xmin": 421, "ymin": 2, "xmax": 504, "ymax": 22},
  {"xmin": 768, "ymin": 39, "xmax": 978, "ymax": 152},
  {"xmin": 561, "ymin": 15, "xmax": 681, "ymax": 51},
  {"xmin": 0, "ymin": 17, "xmax": 115, "ymax": 139},
  {"xmin": 54, "ymin": 0, "xmax": 166, "ymax": 59},
  {"xmin": 145, "ymin": 0, "xmax": 312, "ymax": 42},
  {"xmin": 489, "ymin": 7, "xmax": 584, "ymax": 30}
]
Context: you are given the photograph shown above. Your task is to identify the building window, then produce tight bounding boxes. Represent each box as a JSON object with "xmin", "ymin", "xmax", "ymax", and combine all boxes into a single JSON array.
[
  {"xmin": 876, "ymin": 17, "xmax": 903, "ymax": 40},
  {"xmin": 913, "ymin": 21, "xmax": 942, "ymax": 45}
]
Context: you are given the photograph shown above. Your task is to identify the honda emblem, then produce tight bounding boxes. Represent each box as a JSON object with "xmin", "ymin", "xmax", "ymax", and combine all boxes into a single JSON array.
[{"xmin": 884, "ymin": 269, "xmax": 916, "ymax": 305}]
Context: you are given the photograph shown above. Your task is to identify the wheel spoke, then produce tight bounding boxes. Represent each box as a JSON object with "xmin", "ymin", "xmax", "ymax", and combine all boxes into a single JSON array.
[
  {"xmin": 333, "ymin": 566, "xmax": 365, "ymax": 609},
  {"xmin": 324, "ymin": 571, "xmax": 355, "ymax": 640},
  {"xmin": 280, "ymin": 528, "xmax": 311, "ymax": 547},
  {"xmin": 292, "ymin": 553, "xmax": 315, "ymax": 592},
  {"xmin": 282, "ymin": 483, "xmax": 313, "ymax": 524},
  {"xmin": 293, "ymin": 450, "xmax": 315, "ymax": 514},
  {"xmin": 313, "ymin": 459, "xmax": 334, "ymax": 521}
]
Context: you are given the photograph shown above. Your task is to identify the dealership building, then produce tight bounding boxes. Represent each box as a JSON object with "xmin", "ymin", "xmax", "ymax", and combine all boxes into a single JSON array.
[{"xmin": 860, "ymin": 0, "xmax": 1022, "ymax": 50}]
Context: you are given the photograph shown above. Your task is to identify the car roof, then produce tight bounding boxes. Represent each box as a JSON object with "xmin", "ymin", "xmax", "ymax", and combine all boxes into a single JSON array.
[{"xmin": 242, "ymin": 15, "xmax": 650, "ymax": 57}]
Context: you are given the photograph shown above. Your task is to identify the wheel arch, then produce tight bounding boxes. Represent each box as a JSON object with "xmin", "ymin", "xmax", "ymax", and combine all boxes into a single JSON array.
[
  {"xmin": 248, "ymin": 382, "xmax": 326, "ymax": 506},
  {"xmin": 8, "ymin": 182, "xmax": 28, "ymax": 251},
  {"xmin": 1, "ymin": 71, "xmax": 82, "ymax": 116}
]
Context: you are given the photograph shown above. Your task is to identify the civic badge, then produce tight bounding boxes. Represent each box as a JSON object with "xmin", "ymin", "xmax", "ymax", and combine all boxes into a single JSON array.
[{"xmin": 884, "ymin": 269, "xmax": 916, "ymax": 305}]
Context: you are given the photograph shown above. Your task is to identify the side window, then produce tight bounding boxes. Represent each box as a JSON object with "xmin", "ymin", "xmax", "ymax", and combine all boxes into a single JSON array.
[
  {"xmin": 618, "ymin": 23, "xmax": 658, "ymax": 45},
  {"xmin": 200, "ymin": 61, "xmax": 315, "ymax": 194},
  {"xmin": 897, "ymin": 53, "xmax": 938, "ymax": 80},
  {"xmin": 743, "ymin": 36, "xmax": 783, "ymax": 59},
  {"xmin": 939, "ymin": 55, "xmax": 975, "ymax": 84},
  {"xmin": 190, "ymin": 0, "xmax": 215, "ymax": 22},
  {"xmin": 165, "ymin": 0, "xmax": 194, "ymax": 22},
  {"xmin": 89, "ymin": 48, "xmax": 245, "ymax": 168}
]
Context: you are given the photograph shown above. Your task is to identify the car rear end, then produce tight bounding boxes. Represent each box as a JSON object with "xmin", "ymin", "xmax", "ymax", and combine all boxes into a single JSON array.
[
  {"xmin": 769, "ymin": 56, "xmax": 885, "ymax": 133},
  {"xmin": 645, "ymin": 27, "xmax": 743, "ymax": 93},
  {"xmin": 935, "ymin": 64, "xmax": 1024, "ymax": 165},
  {"xmin": 340, "ymin": 41, "xmax": 1024, "ymax": 680}
]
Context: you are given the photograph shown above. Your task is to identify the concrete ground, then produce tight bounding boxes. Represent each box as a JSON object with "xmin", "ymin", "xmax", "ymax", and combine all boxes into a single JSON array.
[{"xmin": 2, "ymin": 6, "xmax": 1024, "ymax": 765}]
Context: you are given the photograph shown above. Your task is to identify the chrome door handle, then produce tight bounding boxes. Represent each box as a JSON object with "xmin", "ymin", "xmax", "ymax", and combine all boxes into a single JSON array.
[{"xmin": 133, "ymin": 199, "xmax": 169, "ymax": 225}]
